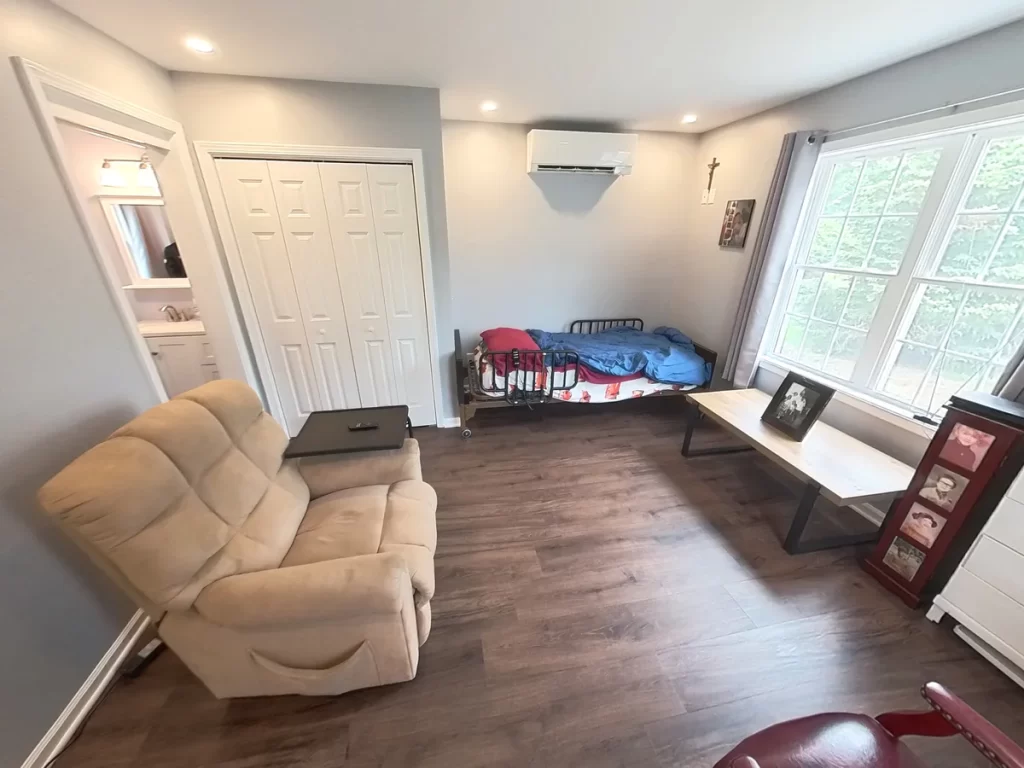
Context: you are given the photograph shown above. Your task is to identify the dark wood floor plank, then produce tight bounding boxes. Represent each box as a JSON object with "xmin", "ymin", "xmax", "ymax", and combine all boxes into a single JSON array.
[
  {"xmin": 483, "ymin": 587, "xmax": 755, "ymax": 678},
  {"xmin": 724, "ymin": 559, "xmax": 884, "ymax": 627},
  {"xmin": 53, "ymin": 400, "xmax": 1024, "ymax": 768},
  {"xmin": 656, "ymin": 597, "xmax": 979, "ymax": 715}
]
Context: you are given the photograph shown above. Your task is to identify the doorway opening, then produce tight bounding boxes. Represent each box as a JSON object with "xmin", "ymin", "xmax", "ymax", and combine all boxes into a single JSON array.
[{"xmin": 57, "ymin": 121, "xmax": 220, "ymax": 397}]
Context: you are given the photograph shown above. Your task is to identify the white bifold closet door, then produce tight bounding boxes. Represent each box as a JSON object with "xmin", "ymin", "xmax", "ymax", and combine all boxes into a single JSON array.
[{"xmin": 215, "ymin": 159, "xmax": 435, "ymax": 435}]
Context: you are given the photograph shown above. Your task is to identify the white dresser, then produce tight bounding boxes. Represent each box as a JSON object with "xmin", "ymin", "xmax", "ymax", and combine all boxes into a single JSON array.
[{"xmin": 929, "ymin": 468, "xmax": 1024, "ymax": 687}]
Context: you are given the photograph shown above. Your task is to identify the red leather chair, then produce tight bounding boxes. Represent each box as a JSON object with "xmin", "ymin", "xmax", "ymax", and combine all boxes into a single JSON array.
[{"xmin": 714, "ymin": 683, "xmax": 1024, "ymax": 768}]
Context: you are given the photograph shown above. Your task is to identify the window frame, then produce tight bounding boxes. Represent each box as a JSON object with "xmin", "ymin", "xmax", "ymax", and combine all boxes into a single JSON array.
[{"xmin": 760, "ymin": 110, "xmax": 1024, "ymax": 422}]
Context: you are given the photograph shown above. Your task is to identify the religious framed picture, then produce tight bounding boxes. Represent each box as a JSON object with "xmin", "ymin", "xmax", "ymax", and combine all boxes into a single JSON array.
[
  {"xmin": 760, "ymin": 371, "xmax": 835, "ymax": 441},
  {"xmin": 899, "ymin": 502, "xmax": 948, "ymax": 549},
  {"xmin": 881, "ymin": 537, "xmax": 926, "ymax": 581},
  {"xmin": 938, "ymin": 423, "xmax": 996, "ymax": 472},
  {"xmin": 719, "ymin": 199, "xmax": 755, "ymax": 248},
  {"xmin": 917, "ymin": 465, "xmax": 968, "ymax": 512}
]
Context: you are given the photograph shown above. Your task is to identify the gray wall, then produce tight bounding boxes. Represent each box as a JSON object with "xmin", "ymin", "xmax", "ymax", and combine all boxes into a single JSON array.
[
  {"xmin": 688, "ymin": 19, "xmax": 1024, "ymax": 461},
  {"xmin": 170, "ymin": 73, "xmax": 456, "ymax": 422},
  {"xmin": 0, "ymin": 0, "xmax": 178, "ymax": 764},
  {"xmin": 443, "ymin": 120, "xmax": 701, "ymax": 346}
]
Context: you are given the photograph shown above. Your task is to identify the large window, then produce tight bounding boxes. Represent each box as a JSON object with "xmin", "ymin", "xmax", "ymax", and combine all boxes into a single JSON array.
[{"xmin": 766, "ymin": 118, "xmax": 1024, "ymax": 417}]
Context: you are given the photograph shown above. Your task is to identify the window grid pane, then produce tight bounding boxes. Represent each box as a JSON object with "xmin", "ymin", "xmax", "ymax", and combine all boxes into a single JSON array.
[
  {"xmin": 880, "ymin": 283, "xmax": 1024, "ymax": 410},
  {"xmin": 767, "ymin": 124, "xmax": 1024, "ymax": 417},
  {"xmin": 774, "ymin": 268, "xmax": 887, "ymax": 382},
  {"xmin": 933, "ymin": 136, "xmax": 1024, "ymax": 286}
]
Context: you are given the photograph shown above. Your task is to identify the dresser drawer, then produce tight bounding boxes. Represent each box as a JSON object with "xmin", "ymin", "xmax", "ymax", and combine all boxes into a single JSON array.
[
  {"xmin": 1007, "ymin": 467, "xmax": 1024, "ymax": 505},
  {"xmin": 941, "ymin": 568, "xmax": 1024, "ymax": 668},
  {"xmin": 964, "ymin": 535, "xmax": 1024, "ymax": 607},
  {"xmin": 986, "ymin": 495, "xmax": 1024, "ymax": 556}
]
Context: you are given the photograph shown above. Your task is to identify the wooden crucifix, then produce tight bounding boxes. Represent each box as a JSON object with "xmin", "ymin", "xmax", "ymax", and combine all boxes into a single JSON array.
[{"xmin": 706, "ymin": 157, "xmax": 721, "ymax": 192}]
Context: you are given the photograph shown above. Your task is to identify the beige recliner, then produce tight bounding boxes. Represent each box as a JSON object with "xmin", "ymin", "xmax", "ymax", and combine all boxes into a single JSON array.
[{"xmin": 38, "ymin": 380, "xmax": 437, "ymax": 698}]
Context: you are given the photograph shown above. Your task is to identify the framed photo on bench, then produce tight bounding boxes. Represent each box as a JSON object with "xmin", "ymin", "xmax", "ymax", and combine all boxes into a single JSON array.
[{"xmin": 760, "ymin": 371, "xmax": 835, "ymax": 442}]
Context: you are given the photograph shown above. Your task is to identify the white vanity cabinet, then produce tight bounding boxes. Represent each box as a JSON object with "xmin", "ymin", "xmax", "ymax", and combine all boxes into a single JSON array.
[
  {"xmin": 929, "ymin": 467, "xmax": 1024, "ymax": 688},
  {"xmin": 140, "ymin": 321, "xmax": 219, "ymax": 397}
]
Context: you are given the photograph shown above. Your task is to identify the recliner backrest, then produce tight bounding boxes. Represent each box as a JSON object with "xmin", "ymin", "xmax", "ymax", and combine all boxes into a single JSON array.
[{"xmin": 38, "ymin": 380, "xmax": 310, "ymax": 618}]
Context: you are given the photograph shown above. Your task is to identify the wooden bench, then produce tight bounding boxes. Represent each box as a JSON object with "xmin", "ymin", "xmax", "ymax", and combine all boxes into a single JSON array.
[{"xmin": 683, "ymin": 389, "xmax": 915, "ymax": 554}]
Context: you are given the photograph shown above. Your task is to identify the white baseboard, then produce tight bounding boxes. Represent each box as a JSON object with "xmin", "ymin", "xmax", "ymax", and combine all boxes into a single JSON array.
[
  {"xmin": 22, "ymin": 610, "xmax": 150, "ymax": 768},
  {"xmin": 440, "ymin": 417, "xmax": 461, "ymax": 429}
]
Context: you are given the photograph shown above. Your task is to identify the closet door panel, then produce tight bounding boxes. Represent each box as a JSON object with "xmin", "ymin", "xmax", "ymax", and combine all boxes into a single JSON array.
[
  {"xmin": 215, "ymin": 158, "xmax": 319, "ymax": 435},
  {"xmin": 318, "ymin": 163, "xmax": 399, "ymax": 408},
  {"xmin": 267, "ymin": 161, "xmax": 360, "ymax": 412},
  {"xmin": 366, "ymin": 164, "xmax": 437, "ymax": 425}
]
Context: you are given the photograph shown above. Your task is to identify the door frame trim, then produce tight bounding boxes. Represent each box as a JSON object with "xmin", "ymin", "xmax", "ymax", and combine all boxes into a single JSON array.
[
  {"xmin": 194, "ymin": 142, "xmax": 443, "ymax": 428},
  {"xmin": 12, "ymin": 58, "xmax": 262, "ymax": 402}
]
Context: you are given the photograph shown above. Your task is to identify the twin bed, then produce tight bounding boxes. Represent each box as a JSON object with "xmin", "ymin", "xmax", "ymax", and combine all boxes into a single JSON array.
[{"xmin": 454, "ymin": 318, "xmax": 718, "ymax": 436}]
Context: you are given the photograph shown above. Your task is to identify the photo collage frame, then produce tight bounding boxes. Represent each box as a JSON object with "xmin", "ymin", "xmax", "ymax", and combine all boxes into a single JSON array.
[{"xmin": 880, "ymin": 422, "xmax": 997, "ymax": 582}]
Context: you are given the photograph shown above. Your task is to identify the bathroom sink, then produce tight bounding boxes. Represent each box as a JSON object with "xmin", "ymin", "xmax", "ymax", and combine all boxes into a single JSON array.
[{"xmin": 137, "ymin": 319, "xmax": 206, "ymax": 338}]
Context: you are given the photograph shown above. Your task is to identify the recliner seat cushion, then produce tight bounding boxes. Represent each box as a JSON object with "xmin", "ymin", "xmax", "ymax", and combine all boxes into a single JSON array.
[
  {"xmin": 281, "ymin": 478, "xmax": 437, "ymax": 604},
  {"xmin": 282, "ymin": 485, "xmax": 389, "ymax": 566}
]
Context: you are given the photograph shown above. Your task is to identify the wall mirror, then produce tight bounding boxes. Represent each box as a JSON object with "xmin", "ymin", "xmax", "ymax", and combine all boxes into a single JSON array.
[{"xmin": 100, "ymin": 197, "xmax": 189, "ymax": 288}]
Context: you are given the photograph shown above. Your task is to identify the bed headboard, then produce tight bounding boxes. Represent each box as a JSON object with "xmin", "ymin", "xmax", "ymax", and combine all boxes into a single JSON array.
[{"xmin": 569, "ymin": 317, "xmax": 644, "ymax": 334}]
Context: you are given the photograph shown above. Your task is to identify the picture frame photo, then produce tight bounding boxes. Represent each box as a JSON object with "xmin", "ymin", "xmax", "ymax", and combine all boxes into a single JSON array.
[
  {"xmin": 760, "ymin": 371, "xmax": 835, "ymax": 441},
  {"xmin": 918, "ymin": 465, "xmax": 968, "ymax": 512},
  {"xmin": 899, "ymin": 502, "xmax": 948, "ymax": 549},
  {"xmin": 719, "ymin": 199, "xmax": 756, "ymax": 248},
  {"xmin": 938, "ymin": 422, "xmax": 996, "ymax": 472},
  {"xmin": 881, "ymin": 537, "xmax": 926, "ymax": 582}
]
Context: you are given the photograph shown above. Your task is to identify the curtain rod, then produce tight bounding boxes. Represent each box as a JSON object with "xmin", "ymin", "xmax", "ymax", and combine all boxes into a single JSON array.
[{"xmin": 825, "ymin": 85, "xmax": 1024, "ymax": 141}]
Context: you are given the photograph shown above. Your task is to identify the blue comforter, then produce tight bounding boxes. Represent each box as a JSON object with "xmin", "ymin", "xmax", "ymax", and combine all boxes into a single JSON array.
[{"xmin": 526, "ymin": 326, "xmax": 711, "ymax": 386}]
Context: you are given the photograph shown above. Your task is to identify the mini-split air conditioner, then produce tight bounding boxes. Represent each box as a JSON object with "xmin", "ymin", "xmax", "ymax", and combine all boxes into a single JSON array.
[{"xmin": 526, "ymin": 129, "xmax": 637, "ymax": 175}]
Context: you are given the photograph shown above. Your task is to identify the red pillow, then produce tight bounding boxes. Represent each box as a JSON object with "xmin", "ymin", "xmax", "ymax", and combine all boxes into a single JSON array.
[
  {"xmin": 480, "ymin": 327, "xmax": 540, "ymax": 352},
  {"xmin": 479, "ymin": 327, "xmax": 542, "ymax": 377}
]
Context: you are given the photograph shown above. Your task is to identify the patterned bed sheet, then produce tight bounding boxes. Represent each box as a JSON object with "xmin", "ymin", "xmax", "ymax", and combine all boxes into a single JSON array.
[{"xmin": 471, "ymin": 344, "xmax": 694, "ymax": 403}]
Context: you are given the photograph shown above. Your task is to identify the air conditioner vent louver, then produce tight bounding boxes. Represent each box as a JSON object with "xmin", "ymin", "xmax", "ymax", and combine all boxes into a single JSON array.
[
  {"xmin": 526, "ymin": 130, "xmax": 637, "ymax": 176},
  {"xmin": 535, "ymin": 164, "xmax": 618, "ymax": 175}
]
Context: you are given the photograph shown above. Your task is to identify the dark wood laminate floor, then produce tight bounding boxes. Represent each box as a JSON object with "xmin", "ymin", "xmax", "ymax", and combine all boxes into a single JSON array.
[{"xmin": 58, "ymin": 400, "xmax": 1024, "ymax": 767}]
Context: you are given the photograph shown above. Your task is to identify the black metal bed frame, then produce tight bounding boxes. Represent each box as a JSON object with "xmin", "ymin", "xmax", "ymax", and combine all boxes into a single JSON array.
[
  {"xmin": 474, "ymin": 348, "xmax": 582, "ymax": 404},
  {"xmin": 454, "ymin": 318, "xmax": 718, "ymax": 437}
]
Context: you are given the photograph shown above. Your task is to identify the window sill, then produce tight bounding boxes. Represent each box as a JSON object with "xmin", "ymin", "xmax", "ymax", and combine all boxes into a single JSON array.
[{"xmin": 756, "ymin": 357, "xmax": 938, "ymax": 441}]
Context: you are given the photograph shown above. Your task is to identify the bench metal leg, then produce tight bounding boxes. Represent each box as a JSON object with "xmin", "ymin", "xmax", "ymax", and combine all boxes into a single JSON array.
[
  {"xmin": 681, "ymin": 403, "xmax": 755, "ymax": 458},
  {"xmin": 784, "ymin": 488, "xmax": 901, "ymax": 555},
  {"xmin": 784, "ymin": 482, "xmax": 821, "ymax": 554}
]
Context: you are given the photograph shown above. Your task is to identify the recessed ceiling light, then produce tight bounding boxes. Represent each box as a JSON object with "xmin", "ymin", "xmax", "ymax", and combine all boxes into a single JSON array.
[
  {"xmin": 681, "ymin": 114, "xmax": 698, "ymax": 124},
  {"xmin": 185, "ymin": 37, "xmax": 215, "ymax": 54},
  {"xmin": 480, "ymin": 100, "xmax": 499, "ymax": 113}
]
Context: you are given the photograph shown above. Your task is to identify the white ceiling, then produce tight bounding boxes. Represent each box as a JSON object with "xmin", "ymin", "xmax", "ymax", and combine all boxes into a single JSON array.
[{"xmin": 57, "ymin": 0, "xmax": 1024, "ymax": 132}]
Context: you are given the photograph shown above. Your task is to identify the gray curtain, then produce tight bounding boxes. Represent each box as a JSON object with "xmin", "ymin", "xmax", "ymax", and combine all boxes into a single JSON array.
[
  {"xmin": 722, "ymin": 130, "xmax": 826, "ymax": 387},
  {"xmin": 995, "ymin": 346, "xmax": 1024, "ymax": 403}
]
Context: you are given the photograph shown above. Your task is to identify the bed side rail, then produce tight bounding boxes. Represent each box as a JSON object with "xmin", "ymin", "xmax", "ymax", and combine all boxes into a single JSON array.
[
  {"xmin": 478, "ymin": 349, "xmax": 580, "ymax": 404},
  {"xmin": 570, "ymin": 317, "xmax": 644, "ymax": 334}
]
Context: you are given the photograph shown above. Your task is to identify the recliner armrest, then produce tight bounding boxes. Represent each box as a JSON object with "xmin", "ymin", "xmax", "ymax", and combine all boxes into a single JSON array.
[
  {"xmin": 297, "ymin": 438, "xmax": 423, "ymax": 498},
  {"xmin": 193, "ymin": 552, "xmax": 410, "ymax": 630}
]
